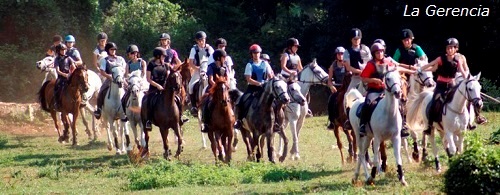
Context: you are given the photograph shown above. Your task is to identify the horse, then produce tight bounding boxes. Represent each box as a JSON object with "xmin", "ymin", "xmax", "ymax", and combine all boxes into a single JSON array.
[
  {"xmin": 237, "ymin": 77, "xmax": 290, "ymax": 163},
  {"xmin": 275, "ymin": 77, "xmax": 307, "ymax": 161},
  {"xmin": 194, "ymin": 72, "xmax": 209, "ymax": 148},
  {"xmin": 38, "ymin": 66, "xmax": 90, "ymax": 145},
  {"xmin": 179, "ymin": 58, "xmax": 192, "ymax": 109},
  {"xmin": 140, "ymin": 69, "xmax": 184, "ymax": 160},
  {"xmin": 203, "ymin": 75, "xmax": 235, "ymax": 163},
  {"xmin": 102, "ymin": 66, "xmax": 128, "ymax": 155},
  {"xmin": 349, "ymin": 66, "xmax": 408, "ymax": 186},
  {"xmin": 123, "ymin": 70, "xmax": 146, "ymax": 151},
  {"xmin": 36, "ymin": 56, "xmax": 103, "ymax": 141},
  {"xmin": 327, "ymin": 72, "xmax": 357, "ymax": 164}
]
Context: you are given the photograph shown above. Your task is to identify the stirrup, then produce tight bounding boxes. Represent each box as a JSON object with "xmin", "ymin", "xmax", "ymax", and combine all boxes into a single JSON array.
[
  {"xmin": 234, "ymin": 120, "xmax": 242, "ymax": 129},
  {"xmin": 401, "ymin": 127, "xmax": 410, "ymax": 138},
  {"xmin": 359, "ymin": 124, "xmax": 367, "ymax": 137},
  {"xmin": 145, "ymin": 120, "xmax": 152, "ymax": 131}
]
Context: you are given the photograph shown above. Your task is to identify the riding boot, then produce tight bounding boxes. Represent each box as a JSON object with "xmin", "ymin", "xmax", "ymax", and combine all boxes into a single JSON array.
[
  {"xmin": 94, "ymin": 85, "xmax": 108, "ymax": 120},
  {"xmin": 201, "ymin": 99, "xmax": 210, "ymax": 133},
  {"xmin": 144, "ymin": 94, "xmax": 153, "ymax": 131},
  {"xmin": 189, "ymin": 93, "xmax": 198, "ymax": 117},
  {"xmin": 343, "ymin": 108, "xmax": 352, "ymax": 130},
  {"xmin": 327, "ymin": 122, "xmax": 335, "ymax": 130},
  {"xmin": 359, "ymin": 103, "xmax": 370, "ymax": 137}
]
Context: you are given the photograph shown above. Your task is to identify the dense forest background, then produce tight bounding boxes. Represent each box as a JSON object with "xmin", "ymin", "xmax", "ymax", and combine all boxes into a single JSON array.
[{"xmin": 0, "ymin": 0, "xmax": 499, "ymax": 113}]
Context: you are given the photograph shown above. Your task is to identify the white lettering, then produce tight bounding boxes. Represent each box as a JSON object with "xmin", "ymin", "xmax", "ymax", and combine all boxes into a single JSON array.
[
  {"xmin": 425, "ymin": 4, "xmax": 490, "ymax": 16},
  {"xmin": 403, "ymin": 4, "xmax": 419, "ymax": 16}
]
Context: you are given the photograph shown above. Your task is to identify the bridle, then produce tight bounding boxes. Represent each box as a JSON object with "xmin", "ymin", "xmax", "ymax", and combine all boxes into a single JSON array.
[{"xmin": 298, "ymin": 65, "xmax": 328, "ymax": 84}]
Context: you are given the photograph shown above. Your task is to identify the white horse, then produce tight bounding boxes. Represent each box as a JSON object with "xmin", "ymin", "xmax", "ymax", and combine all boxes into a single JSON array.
[
  {"xmin": 197, "ymin": 72, "xmax": 209, "ymax": 148},
  {"xmin": 350, "ymin": 66, "xmax": 408, "ymax": 186},
  {"xmin": 102, "ymin": 66, "xmax": 128, "ymax": 155},
  {"xmin": 36, "ymin": 56, "xmax": 103, "ymax": 140},
  {"xmin": 277, "ymin": 80, "xmax": 307, "ymax": 160},
  {"xmin": 402, "ymin": 59, "xmax": 436, "ymax": 163},
  {"xmin": 124, "ymin": 70, "xmax": 146, "ymax": 151}
]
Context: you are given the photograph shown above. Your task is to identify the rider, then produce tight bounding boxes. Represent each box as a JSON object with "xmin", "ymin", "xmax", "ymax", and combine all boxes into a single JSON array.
[
  {"xmin": 280, "ymin": 38, "xmax": 303, "ymax": 80},
  {"xmin": 209, "ymin": 38, "xmax": 235, "ymax": 79},
  {"xmin": 54, "ymin": 43, "xmax": 76, "ymax": 109},
  {"xmin": 93, "ymin": 32, "xmax": 108, "ymax": 71},
  {"xmin": 201, "ymin": 49, "xmax": 229, "ymax": 132},
  {"xmin": 358, "ymin": 43, "xmax": 415, "ymax": 137},
  {"xmin": 187, "ymin": 31, "xmax": 214, "ymax": 116},
  {"xmin": 94, "ymin": 42, "xmax": 127, "ymax": 119},
  {"xmin": 143, "ymin": 47, "xmax": 171, "ymax": 130},
  {"xmin": 46, "ymin": 35, "xmax": 63, "ymax": 57},
  {"xmin": 419, "ymin": 38, "xmax": 469, "ymax": 135},
  {"xmin": 121, "ymin": 44, "xmax": 147, "ymax": 114},
  {"xmin": 392, "ymin": 29, "xmax": 426, "ymax": 74},
  {"xmin": 326, "ymin": 46, "xmax": 345, "ymax": 130},
  {"xmin": 234, "ymin": 44, "xmax": 274, "ymax": 129},
  {"xmin": 64, "ymin": 35, "xmax": 83, "ymax": 66},
  {"xmin": 158, "ymin": 33, "xmax": 182, "ymax": 68}
]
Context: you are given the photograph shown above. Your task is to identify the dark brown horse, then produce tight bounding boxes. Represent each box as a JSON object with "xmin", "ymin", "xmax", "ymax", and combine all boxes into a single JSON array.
[
  {"xmin": 38, "ymin": 66, "xmax": 89, "ymax": 145},
  {"xmin": 328, "ymin": 72, "xmax": 356, "ymax": 164},
  {"xmin": 202, "ymin": 75, "xmax": 235, "ymax": 163},
  {"xmin": 140, "ymin": 69, "xmax": 184, "ymax": 160},
  {"xmin": 179, "ymin": 58, "xmax": 192, "ymax": 108}
]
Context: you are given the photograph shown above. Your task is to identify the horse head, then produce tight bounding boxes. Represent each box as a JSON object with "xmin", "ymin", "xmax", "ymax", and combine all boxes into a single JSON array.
[
  {"xmin": 298, "ymin": 58, "xmax": 329, "ymax": 85},
  {"xmin": 463, "ymin": 72, "xmax": 483, "ymax": 109},
  {"xmin": 36, "ymin": 56, "xmax": 55, "ymax": 71},
  {"xmin": 211, "ymin": 75, "xmax": 231, "ymax": 107},
  {"xmin": 70, "ymin": 66, "xmax": 90, "ymax": 93},
  {"xmin": 414, "ymin": 59, "xmax": 435, "ymax": 88},
  {"xmin": 128, "ymin": 70, "xmax": 145, "ymax": 102},
  {"xmin": 111, "ymin": 66, "xmax": 125, "ymax": 88},
  {"xmin": 384, "ymin": 66, "xmax": 402, "ymax": 99},
  {"xmin": 266, "ymin": 77, "xmax": 290, "ymax": 104},
  {"xmin": 167, "ymin": 70, "xmax": 182, "ymax": 92},
  {"xmin": 287, "ymin": 81, "xmax": 306, "ymax": 106}
]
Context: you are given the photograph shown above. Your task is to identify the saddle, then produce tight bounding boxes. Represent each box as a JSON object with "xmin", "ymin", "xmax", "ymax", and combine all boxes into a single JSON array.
[
  {"xmin": 427, "ymin": 84, "xmax": 459, "ymax": 123},
  {"xmin": 238, "ymin": 91, "xmax": 261, "ymax": 119},
  {"xmin": 356, "ymin": 94, "xmax": 385, "ymax": 119}
]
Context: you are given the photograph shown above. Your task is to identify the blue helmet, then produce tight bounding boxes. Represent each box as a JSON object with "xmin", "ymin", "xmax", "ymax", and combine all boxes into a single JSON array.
[{"xmin": 65, "ymin": 35, "xmax": 75, "ymax": 43}]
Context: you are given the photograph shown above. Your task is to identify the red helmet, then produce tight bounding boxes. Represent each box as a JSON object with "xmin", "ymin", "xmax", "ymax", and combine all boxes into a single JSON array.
[{"xmin": 249, "ymin": 44, "xmax": 262, "ymax": 53}]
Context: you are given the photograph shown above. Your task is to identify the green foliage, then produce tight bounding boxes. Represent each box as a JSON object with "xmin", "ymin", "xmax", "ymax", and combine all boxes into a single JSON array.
[
  {"xmin": 490, "ymin": 128, "xmax": 500, "ymax": 145},
  {"xmin": 444, "ymin": 132, "xmax": 500, "ymax": 194},
  {"xmin": 480, "ymin": 77, "xmax": 500, "ymax": 111},
  {"xmin": 0, "ymin": 134, "xmax": 8, "ymax": 148},
  {"xmin": 127, "ymin": 161, "xmax": 319, "ymax": 190}
]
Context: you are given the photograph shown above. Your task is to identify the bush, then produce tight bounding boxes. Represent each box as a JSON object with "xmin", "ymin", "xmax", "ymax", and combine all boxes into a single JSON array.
[
  {"xmin": 490, "ymin": 128, "xmax": 500, "ymax": 145},
  {"xmin": 444, "ymin": 133, "xmax": 500, "ymax": 194},
  {"xmin": 0, "ymin": 134, "xmax": 8, "ymax": 147}
]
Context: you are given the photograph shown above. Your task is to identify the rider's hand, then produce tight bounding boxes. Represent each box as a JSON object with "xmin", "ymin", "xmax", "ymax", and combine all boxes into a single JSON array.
[
  {"xmin": 410, "ymin": 65, "xmax": 418, "ymax": 71},
  {"xmin": 157, "ymin": 85, "xmax": 164, "ymax": 91},
  {"xmin": 330, "ymin": 86, "xmax": 337, "ymax": 93},
  {"xmin": 373, "ymin": 78, "xmax": 383, "ymax": 85},
  {"xmin": 290, "ymin": 71, "xmax": 297, "ymax": 76}
]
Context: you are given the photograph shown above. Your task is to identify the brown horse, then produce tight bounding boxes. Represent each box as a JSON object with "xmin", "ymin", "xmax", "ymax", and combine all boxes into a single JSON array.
[
  {"xmin": 202, "ymin": 75, "xmax": 235, "ymax": 163},
  {"xmin": 38, "ymin": 66, "xmax": 89, "ymax": 145},
  {"xmin": 179, "ymin": 58, "xmax": 192, "ymax": 108},
  {"xmin": 328, "ymin": 72, "xmax": 357, "ymax": 164},
  {"xmin": 140, "ymin": 69, "xmax": 184, "ymax": 160}
]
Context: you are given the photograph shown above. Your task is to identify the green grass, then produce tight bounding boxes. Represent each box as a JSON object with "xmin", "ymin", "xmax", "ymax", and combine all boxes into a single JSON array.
[{"xmin": 0, "ymin": 112, "xmax": 499, "ymax": 194}]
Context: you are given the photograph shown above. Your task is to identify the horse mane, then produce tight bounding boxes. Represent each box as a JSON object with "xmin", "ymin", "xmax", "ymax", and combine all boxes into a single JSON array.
[
  {"xmin": 339, "ymin": 72, "xmax": 352, "ymax": 92},
  {"xmin": 68, "ymin": 66, "xmax": 86, "ymax": 84}
]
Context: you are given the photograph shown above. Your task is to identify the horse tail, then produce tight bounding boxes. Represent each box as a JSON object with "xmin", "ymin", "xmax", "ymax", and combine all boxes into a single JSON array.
[
  {"xmin": 38, "ymin": 80, "xmax": 51, "ymax": 112},
  {"xmin": 406, "ymin": 91, "xmax": 433, "ymax": 130},
  {"xmin": 345, "ymin": 88, "xmax": 363, "ymax": 109}
]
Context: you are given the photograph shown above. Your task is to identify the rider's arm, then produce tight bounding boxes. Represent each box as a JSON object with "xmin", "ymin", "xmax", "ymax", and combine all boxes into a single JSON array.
[
  {"xmin": 360, "ymin": 63, "xmax": 381, "ymax": 84},
  {"xmin": 72, "ymin": 50, "xmax": 83, "ymax": 66},
  {"xmin": 297, "ymin": 56, "xmax": 303, "ymax": 72},
  {"xmin": 459, "ymin": 54, "xmax": 470, "ymax": 77},
  {"xmin": 266, "ymin": 63, "xmax": 274, "ymax": 79},
  {"xmin": 397, "ymin": 66, "xmax": 416, "ymax": 75},
  {"xmin": 92, "ymin": 49, "xmax": 99, "ymax": 70},
  {"xmin": 146, "ymin": 71, "xmax": 162, "ymax": 90},
  {"xmin": 280, "ymin": 53, "xmax": 293, "ymax": 74},
  {"xmin": 208, "ymin": 75, "xmax": 215, "ymax": 87},
  {"xmin": 420, "ymin": 57, "xmax": 440, "ymax": 72},
  {"xmin": 344, "ymin": 51, "xmax": 362, "ymax": 75},
  {"xmin": 55, "ymin": 66, "xmax": 68, "ymax": 78},
  {"xmin": 141, "ymin": 60, "xmax": 147, "ymax": 78}
]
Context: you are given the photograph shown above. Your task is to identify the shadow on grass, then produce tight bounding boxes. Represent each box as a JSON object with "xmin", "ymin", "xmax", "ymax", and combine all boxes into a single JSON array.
[
  {"xmin": 262, "ymin": 169, "xmax": 344, "ymax": 183},
  {"xmin": 72, "ymin": 140, "xmax": 108, "ymax": 150}
]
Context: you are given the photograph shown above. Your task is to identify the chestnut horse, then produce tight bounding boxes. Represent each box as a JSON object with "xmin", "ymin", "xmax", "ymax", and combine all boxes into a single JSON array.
[
  {"xmin": 141, "ymin": 69, "xmax": 184, "ymax": 160},
  {"xmin": 38, "ymin": 66, "xmax": 89, "ymax": 145},
  {"xmin": 203, "ymin": 75, "xmax": 235, "ymax": 163}
]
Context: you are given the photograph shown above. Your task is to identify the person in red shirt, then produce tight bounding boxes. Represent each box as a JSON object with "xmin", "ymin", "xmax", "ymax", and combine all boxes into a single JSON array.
[{"xmin": 358, "ymin": 43, "xmax": 415, "ymax": 137}]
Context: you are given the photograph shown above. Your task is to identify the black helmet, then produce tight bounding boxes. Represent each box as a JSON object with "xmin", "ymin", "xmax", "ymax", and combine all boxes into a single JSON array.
[
  {"xmin": 212, "ymin": 49, "xmax": 227, "ymax": 61},
  {"xmin": 350, "ymin": 28, "xmax": 362, "ymax": 39},
  {"xmin": 126, "ymin": 44, "xmax": 139, "ymax": 53},
  {"xmin": 160, "ymin": 33, "xmax": 170, "ymax": 40},
  {"xmin": 215, "ymin": 38, "xmax": 227, "ymax": 47},
  {"xmin": 286, "ymin": 38, "xmax": 300, "ymax": 47},
  {"xmin": 55, "ymin": 43, "xmax": 67, "ymax": 53},
  {"xmin": 373, "ymin": 39, "xmax": 386, "ymax": 48},
  {"xmin": 53, "ymin": 35, "xmax": 63, "ymax": 42},
  {"xmin": 104, "ymin": 42, "xmax": 117, "ymax": 53},
  {"xmin": 446, "ymin": 38, "xmax": 459, "ymax": 48},
  {"xmin": 401, "ymin": 29, "xmax": 414, "ymax": 40},
  {"xmin": 97, "ymin": 32, "xmax": 108, "ymax": 40},
  {"xmin": 153, "ymin": 47, "xmax": 167, "ymax": 57},
  {"xmin": 195, "ymin": 31, "xmax": 207, "ymax": 40}
]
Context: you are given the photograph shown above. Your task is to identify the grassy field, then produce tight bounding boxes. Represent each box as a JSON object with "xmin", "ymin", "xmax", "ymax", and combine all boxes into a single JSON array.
[{"xmin": 0, "ymin": 111, "xmax": 498, "ymax": 194}]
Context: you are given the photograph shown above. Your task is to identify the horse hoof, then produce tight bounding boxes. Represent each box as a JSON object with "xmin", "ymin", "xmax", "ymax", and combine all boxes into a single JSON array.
[
  {"xmin": 412, "ymin": 152, "xmax": 420, "ymax": 162},
  {"xmin": 400, "ymin": 179, "xmax": 408, "ymax": 186},
  {"xmin": 279, "ymin": 156, "xmax": 286, "ymax": 163},
  {"xmin": 107, "ymin": 145, "xmax": 113, "ymax": 151},
  {"xmin": 366, "ymin": 177, "xmax": 375, "ymax": 186}
]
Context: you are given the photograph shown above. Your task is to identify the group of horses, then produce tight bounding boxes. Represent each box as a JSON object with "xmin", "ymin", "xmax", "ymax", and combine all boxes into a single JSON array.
[{"xmin": 35, "ymin": 55, "xmax": 483, "ymax": 186}]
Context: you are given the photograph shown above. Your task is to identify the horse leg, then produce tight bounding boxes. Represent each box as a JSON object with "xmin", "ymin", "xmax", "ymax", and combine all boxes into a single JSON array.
[
  {"xmin": 89, "ymin": 104, "xmax": 100, "ymax": 140},
  {"xmin": 351, "ymin": 129, "xmax": 358, "ymax": 162},
  {"xmin": 141, "ymin": 127, "xmax": 150, "ymax": 159},
  {"xmin": 173, "ymin": 124, "xmax": 184, "ymax": 159},
  {"xmin": 290, "ymin": 120, "xmax": 300, "ymax": 160},
  {"xmin": 334, "ymin": 125, "xmax": 345, "ymax": 165},
  {"xmin": 124, "ymin": 120, "xmax": 132, "ymax": 152},
  {"xmin": 428, "ymin": 130, "xmax": 441, "ymax": 172},
  {"xmin": 410, "ymin": 131, "xmax": 420, "ymax": 162},
  {"xmin": 380, "ymin": 142, "xmax": 387, "ymax": 173},
  {"xmin": 232, "ymin": 129, "xmax": 239, "ymax": 151},
  {"xmin": 111, "ymin": 121, "xmax": 121, "ymax": 155},
  {"xmin": 61, "ymin": 113, "xmax": 70, "ymax": 143},
  {"xmin": 457, "ymin": 133, "xmax": 464, "ymax": 154},
  {"xmin": 421, "ymin": 131, "xmax": 428, "ymax": 161},
  {"xmin": 208, "ymin": 130, "xmax": 218, "ymax": 162},
  {"xmin": 71, "ymin": 110, "xmax": 79, "ymax": 146},
  {"xmin": 367, "ymin": 138, "xmax": 381, "ymax": 185},
  {"xmin": 226, "ymin": 131, "xmax": 233, "ymax": 163},
  {"xmin": 401, "ymin": 137, "xmax": 411, "ymax": 164},
  {"xmin": 216, "ymin": 131, "xmax": 225, "ymax": 162},
  {"xmin": 277, "ymin": 130, "xmax": 288, "ymax": 162},
  {"xmin": 158, "ymin": 127, "xmax": 171, "ymax": 160},
  {"xmin": 343, "ymin": 129, "xmax": 354, "ymax": 163},
  {"xmin": 252, "ymin": 132, "xmax": 261, "ymax": 162},
  {"xmin": 79, "ymin": 107, "xmax": 92, "ymax": 140},
  {"xmin": 445, "ymin": 131, "xmax": 456, "ymax": 157},
  {"xmin": 266, "ymin": 131, "xmax": 276, "ymax": 163},
  {"xmin": 392, "ymin": 136, "xmax": 407, "ymax": 186},
  {"xmin": 50, "ymin": 111, "xmax": 62, "ymax": 143},
  {"xmin": 241, "ymin": 129, "xmax": 253, "ymax": 161}
]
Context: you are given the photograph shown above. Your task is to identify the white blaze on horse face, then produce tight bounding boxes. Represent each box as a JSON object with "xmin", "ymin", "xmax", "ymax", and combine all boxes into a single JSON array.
[
  {"xmin": 288, "ymin": 82, "xmax": 306, "ymax": 104},
  {"xmin": 275, "ymin": 80, "xmax": 290, "ymax": 103},
  {"xmin": 112, "ymin": 66, "xmax": 125, "ymax": 84},
  {"xmin": 385, "ymin": 70, "xmax": 402, "ymax": 96}
]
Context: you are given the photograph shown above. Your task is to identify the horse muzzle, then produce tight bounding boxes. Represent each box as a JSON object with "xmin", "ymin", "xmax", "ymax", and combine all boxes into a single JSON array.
[
  {"xmin": 425, "ymin": 80, "xmax": 436, "ymax": 88},
  {"xmin": 394, "ymin": 91, "xmax": 402, "ymax": 99},
  {"xmin": 473, "ymin": 98, "xmax": 483, "ymax": 109}
]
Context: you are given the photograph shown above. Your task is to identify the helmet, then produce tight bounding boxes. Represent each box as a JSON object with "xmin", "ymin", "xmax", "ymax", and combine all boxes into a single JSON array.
[
  {"xmin": 212, "ymin": 49, "xmax": 227, "ymax": 61},
  {"xmin": 153, "ymin": 47, "xmax": 167, "ymax": 57},
  {"xmin": 126, "ymin": 44, "xmax": 139, "ymax": 53},
  {"xmin": 446, "ymin": 38, "xmax": 459, "ymax": 48},
  {"xmin": 97, "ymin": 32, "xmax": 108, "ymax": 40},
  {"xmin": 53, "ymin": 35, "xmax": 63, "ymax": 42},
  {"xmin": 286, "ymin": 38, "xmax": 300, "ymax": 47},
  {"xmin": 215, "ymin": 38, "xmax": 227, "ymax": 47},
  {"xmin": 195, "ymin": 31, "xmax": 207, "ymax": 40},
  {"xmin": 335, "ymin": 46, "xmax": 346, "ymax": 54},
  {"xmin": 370, "ymin": 42, "xmax": 385, "ymax": 53},
  {"xmin": 65, "ymin": 35, "xmax": 75, "ymax": 43},
  {"xmin": 160, "ymin": 33, "xmax": 170, "ymax": 40},
  {"xmin": 261, "ymin": 54, "xmax": 271, "ymax": 61},
  {"xmin": 373, "ymin": 39, "xmax": 386, "ymax": 47},
  {"xmin": 55, "ymin": 43, "xmax": 67, "ymax": 53},
  {"xmin": 350, "ymin": 28, "xmax": 362, "ymax": 39},
  {"xmin": 249, "ymin": 44, "xmax": 262, "ymax": 53},
  {"xmin": 401, "ymin": 29, "xmax": 414, "ymax": 40},
  {"xmin": 104, "ymin": 42, "xmax": 117, "ymax": 53}
]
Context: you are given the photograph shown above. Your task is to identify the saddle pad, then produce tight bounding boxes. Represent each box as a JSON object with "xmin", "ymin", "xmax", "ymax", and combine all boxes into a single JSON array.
[{"xmin": 356, "ymin": 103, "xmax": 365, "ymax": 118}]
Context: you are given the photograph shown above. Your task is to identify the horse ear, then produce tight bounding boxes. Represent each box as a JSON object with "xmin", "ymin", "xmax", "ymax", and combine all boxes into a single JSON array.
[
  {"xmin": 475, "ymin": 72, "xmax": 481, "ymax": 80},
  {"xmin": 215, "ymin": 74, "xmax": 220, "ymax": 81}
]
